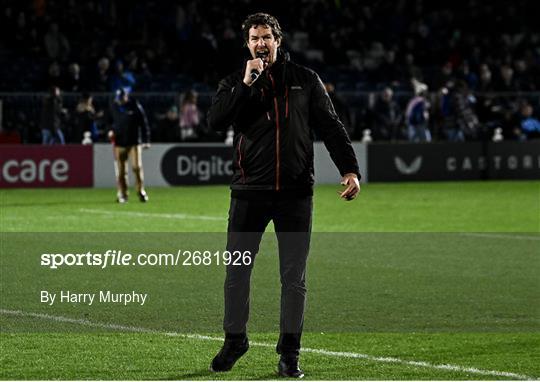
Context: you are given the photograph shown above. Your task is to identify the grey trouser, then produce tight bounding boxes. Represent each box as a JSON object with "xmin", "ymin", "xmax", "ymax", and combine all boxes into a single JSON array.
[{"xmin": 223, "ymin": 195, "xmax": 312, "ymax": 357}]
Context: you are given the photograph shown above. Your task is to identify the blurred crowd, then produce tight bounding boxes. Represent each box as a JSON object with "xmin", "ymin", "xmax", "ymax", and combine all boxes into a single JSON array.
[
  {"xmin": 0, "ymin": 0, "xmax": 539, "ymax": 143},
  {"xmin": 0, "ymin": 87, "xmax": 215, "ymax": 145}
]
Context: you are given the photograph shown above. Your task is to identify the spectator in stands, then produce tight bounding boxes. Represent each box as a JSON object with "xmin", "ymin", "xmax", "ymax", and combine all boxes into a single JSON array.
[
  {"xmin": 402, "ymin": 53, "xmax": 423, "ymax": 83},
  {"xmin": 514, "ymin": 59, "xmax": 537, "ymax": 91},
  {"xmin": 405, "ymin": 80, "xmax": 431, "ymax": 142},
  {"xmin": 477, "ymin": 64, "xmax": 495, "ymax": 92},
  {"xmin": 456, "ymin": 61, "xmax": 478, "ymax": 90},
  {"xmin": 136, "ymin": 60, "xmax": 153, "ymax": 91},
  {"xmin": 43, "ymin": 22, "xmax": 70, "ymax": 61},
  {"xmin": 370, "ymin": 87, "xmax": 403, "ymax": 141},
  {"xmin": 64, "ymin": 63, "xmax": 83, "ymax": 92},
  {"xmin": 72, "ymin": 93, "xmax": 103, "ymax": 143},
  {"xmin": 45, "ymin": 61, "xmax": 63, "ymax": 89},
  {"xmin": 110, "ymin": 60, "xmax": 136, "ymax": 92},
  {"xmin": 94, "ymin": 57, "xmax": 111, "ymax": 91},
  {"xmin": 474, "ymin": 64, "xmax": 501, "ymax": 134},
  {"xmin": 446, "ymin": 80, "xmax": 480, "ymax": 141},
  {"xmin": 495, "ymin": 107, "xmax": 522, "ymax": 141},
  {"xmin": 325, "ymin": 83, "xmax": 353, "ymax": 137},
  {"xmin": 517, "ymin": 102, "xmax": 540, "ymax": 140},
  {"xmin": 157, "ymin": 105, "xmax": 180, "ymax": 142},
  {"xmin": 433, "ymin": 62, "xmax": 454, "ymax": 89},
  {"xmin": 40, "ymin": 86, "xmax": 67, "ymax": 145},
  {"xmin": 495, "ymin": 64, "xmax": 518, "ymax": 92},
  {"xmin": 107, "ymin": 87, "xmax": 150, "ymax": 203},
  {"xmin": 179, "ymin": 89, "xmax": 200, "ymax": 141}
]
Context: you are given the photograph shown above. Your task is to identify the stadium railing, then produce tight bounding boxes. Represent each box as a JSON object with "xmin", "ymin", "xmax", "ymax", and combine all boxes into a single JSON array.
[{"xmin": 0, "ymin": 91, "xmax": 538, "ymax": 144}]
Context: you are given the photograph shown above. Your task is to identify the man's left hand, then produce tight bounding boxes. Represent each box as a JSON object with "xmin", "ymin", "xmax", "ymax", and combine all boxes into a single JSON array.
[
  {"xmin": 142, "ymin": 143, "xmax": 151, "ymax": 149},
  {"xmin": 338, "ymin": 173, "xmax": 360, "ymax": 201}
]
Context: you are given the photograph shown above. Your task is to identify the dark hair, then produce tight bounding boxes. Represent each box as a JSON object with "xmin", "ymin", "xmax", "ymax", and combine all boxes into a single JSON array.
[
  {"xmin": 241, "ymin": 13, "xmax": 283, "ymax": 44},
  {"xmin": 182, "ymin": 89, "xmax": 198, "ymax": 105}
]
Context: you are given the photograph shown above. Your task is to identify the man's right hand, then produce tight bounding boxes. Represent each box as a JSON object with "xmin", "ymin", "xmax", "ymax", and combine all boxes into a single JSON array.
[
  {"xmin": 243, "ymin": 58, "xmax": 265, "ymax": 86},
  {"xmin": 338, "ymin": 173, "xmax": 360, "ymax": 201},
  {"xmin": 107, "ymin": 130, "xmax": 115, "ymax": 141}
]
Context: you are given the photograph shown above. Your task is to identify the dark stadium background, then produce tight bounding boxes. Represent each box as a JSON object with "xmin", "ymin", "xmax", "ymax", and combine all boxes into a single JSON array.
[{"xmin": 0, "ymin": 0, "xmax": 538, "ymax": 144}]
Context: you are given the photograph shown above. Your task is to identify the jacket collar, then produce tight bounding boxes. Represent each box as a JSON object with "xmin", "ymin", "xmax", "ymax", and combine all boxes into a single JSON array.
[{"xmin": 269, "ymin": 49, "xmax": 289, "ymax": 72}]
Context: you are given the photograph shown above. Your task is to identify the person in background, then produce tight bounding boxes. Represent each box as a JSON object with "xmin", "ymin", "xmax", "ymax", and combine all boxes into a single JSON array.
[
  {"xmin": 324, "ymin": 83, "xmax": 353, "ymax": 137},
  {"xmin": 43, "ymin": 22, "xmax": 70, "ymax": 61},
  {"xmin": 110, "ymin": 60, "xmax": 136, "ymax": 92},
  {"xmin": 517, "ymin": 101, "xmax": 540, "ymax": 140},
  {"xmin": 179, "ymin": 89, "xmax": 200, "ymax": 141},
  {"xmin": 156, "ymin": 105, "xmax": 180, "ymax": 142},
  {"xmin": 73, "ymin": 93, "xmax": 103, "ymax": 143},
  {"xmin": 94, "ymin": 57, "xmax": 111, "ymax": 92},
  {"xmin": 45, "ymin": 61, "xmax": 62, "ymax": 89},
  {"xmin": 494, "ymin": 64, "xmax": 517, "ymax": 92},
  {"xmin": 405, "ymin": 79, "xmax": 431, "ymax": 142},
  {"xmin": 64, "ymin": 62, "xmax": 83, "ymax": 92},
  {"xmin": 107, "ymin": 87, "xmax": 150, "ymax": 203},
  {"xmin": 40, "ymin": 85, "xmax": 67, "ymax": 145},
  {"xmin": 477, "ymin": 63, "xmax": 495, "ymax": 92},
  {"xmin": 446, "ymin": 80, "xmax": 480, "ymax": 141},
  {"xmin": 370, "ymin": 87, "xmax": 403, "ymax": 141}
]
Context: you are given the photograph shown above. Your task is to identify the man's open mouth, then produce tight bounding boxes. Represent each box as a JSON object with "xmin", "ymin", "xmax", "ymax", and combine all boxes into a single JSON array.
[{"xmin": 256, "ymin": 50, "xmax": 269, "ymax": 60}]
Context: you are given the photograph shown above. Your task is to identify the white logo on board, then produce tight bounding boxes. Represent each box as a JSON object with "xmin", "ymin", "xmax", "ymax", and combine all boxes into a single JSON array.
[{"xmin": 394, "ymin": 156, "xmax": 422, "ymax": 175}]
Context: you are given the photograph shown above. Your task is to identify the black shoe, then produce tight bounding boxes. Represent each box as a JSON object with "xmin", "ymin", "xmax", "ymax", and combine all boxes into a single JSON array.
[
  {"xmin": 117, "ymin": 195, "xmax": 128, "ymax": 203},
  {"xmin": 138, "ymin": 190, "xmax": 149, "ymax": 202},
  {"xmin": 210, "ymin": 338, "xmax": 249, "ymax": 372},
  {"xmin": 278, "ymin": 356, "xmax": 304, "ymax": 378}
]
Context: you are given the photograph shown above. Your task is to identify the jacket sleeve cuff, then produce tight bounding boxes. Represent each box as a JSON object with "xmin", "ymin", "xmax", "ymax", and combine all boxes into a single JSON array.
[{"xmin": 341, "ymin": 168, "xmax": 362, "ymax": 180}]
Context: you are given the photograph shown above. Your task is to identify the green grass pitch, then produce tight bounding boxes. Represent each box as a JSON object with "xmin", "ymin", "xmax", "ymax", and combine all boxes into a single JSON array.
[{"xmin": 0, "ymin": 181, "xmax": 539, "ymax": 380}]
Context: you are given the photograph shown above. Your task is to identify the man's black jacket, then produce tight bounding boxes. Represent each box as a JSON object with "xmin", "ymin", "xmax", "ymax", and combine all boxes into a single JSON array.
[
  {"xmin": 208, "ymin": 52, "xmax": 360, "ymax": 194},
  {"xmin": 109, "ymin": 98, "xmax": 150, "ymax": 147}
]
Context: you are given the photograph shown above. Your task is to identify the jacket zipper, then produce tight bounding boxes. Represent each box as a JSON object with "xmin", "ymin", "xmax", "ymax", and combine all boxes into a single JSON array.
[
  {"xmin": 262, "ymin": 88, "xmax": 271, "ymax": 120},
  {"xmin": 269, "ymin": 73, "xmax": 280, "ymax": 191},
  {"xmin": 236, "ymin": 135, "xmax": 246, "ymax": 183}
]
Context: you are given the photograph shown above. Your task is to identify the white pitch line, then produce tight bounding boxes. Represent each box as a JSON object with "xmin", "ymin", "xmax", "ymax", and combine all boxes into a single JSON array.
[
  {"xmin": 1, "ymin": 308, "xmax": 536, "ymax": 380},
  {"xmin": 459, "ymin": 233, "xmax": 540, "ymax": 241},
  {"xmin": 79, "ymin": 208, "xmax": 224, "ymax": 221}
]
